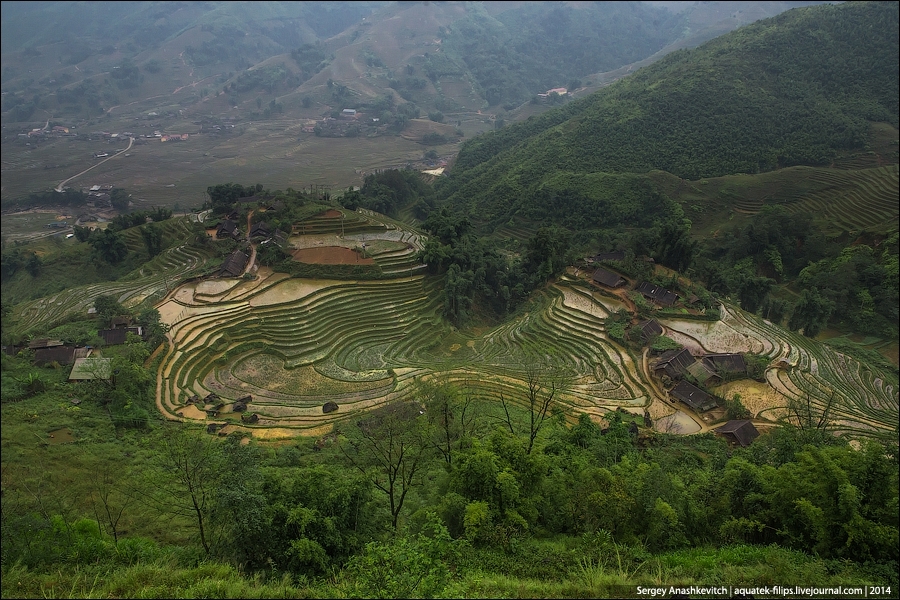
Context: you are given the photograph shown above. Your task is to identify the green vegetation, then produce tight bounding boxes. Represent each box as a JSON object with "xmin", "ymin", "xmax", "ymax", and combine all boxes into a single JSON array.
[
  {"xmin": 4, "ymin": 174, "xmax": 899, "ymax": 598},
  {"xmin": 439, "ymin": 2, "xmax": 683, "ymax": 107},
  {"xmin": 430, "ymin": 1, "xmax": 899, "ymax": 345},
  {"xmin": 440, "ymin": 2, "xmax": 898, "ymax": 201},
  {"xmin": 3, "ymin": 357, "xmax": 897, "ymax": 598}
]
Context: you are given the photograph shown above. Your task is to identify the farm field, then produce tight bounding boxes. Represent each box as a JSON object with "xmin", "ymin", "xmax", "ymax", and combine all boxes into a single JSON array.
[
  {"xmin": 1, "ymin": 123, "xmax": 464, "ymax": 209},
  {"xmin": 136, "ymin": 211, "xmax": 899, "ymax": 443}
]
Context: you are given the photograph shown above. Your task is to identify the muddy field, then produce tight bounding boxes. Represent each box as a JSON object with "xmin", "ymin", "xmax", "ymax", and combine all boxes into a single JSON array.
[{"xmin": 292, "ymin": 245, "xmax": 375, "ymax": 265}]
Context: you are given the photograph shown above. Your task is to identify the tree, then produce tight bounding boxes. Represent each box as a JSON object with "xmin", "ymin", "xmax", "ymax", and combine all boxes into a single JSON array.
[
  {"xmin": 110, "ymin": 188, "xmax": 130, "ymax": 211},
  {"xmin": 89, "ymin": 229, "xmax": 128, "ymax": 264},
  {"xmin": 498, "ymin": 357, "xmax": 564, "ymax": 455},
  {"xmin": 140, "ymin": 224, "xmax": 163, "ymax": 257},
  {"xmin": 145, "ymin": 426, "xmax": 224, "ymax": 555},
  {"xmin": 86, "ymin": 454, "xmax": 135, "ymax": 545},
  {"xmin": 422, "ymin": 381, "xmax": 477, "ymax": 466},
  {"xmin": 93, "ymin": 294, "xmax": 127, "ymax": 326},
  {"xmin": 788, "ymin": 287, "xmax": 835, "ymax": 337},
  {"xmin": 341, "ymin": 403, "xmax": 431, "ymax": 530}
]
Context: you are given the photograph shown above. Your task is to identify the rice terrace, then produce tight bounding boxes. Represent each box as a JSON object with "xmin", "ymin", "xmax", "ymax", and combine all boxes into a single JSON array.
[{"xmin": 10, "ymin": 203, "xmax": 891, "ymax": 443}]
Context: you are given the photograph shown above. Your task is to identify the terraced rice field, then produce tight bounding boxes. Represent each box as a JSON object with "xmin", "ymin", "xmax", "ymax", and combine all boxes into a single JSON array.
[
  {"xmin": 662, "ymin": 307, "xmax": 898, "ymax": 442},
  {"xmin": 8, "ymin": 217, "xmax": 217, "ymax": 337},
  {"xmin": 152, "ymin": 205, "xmax": 898, "ymax": 442},
  {"xmin": 155, "ymin": 211, "xmax": 660, "ymax": 436},
  {"xmin": 777, "ymin": 165, "xmax": 899, "ymax": 233},
  {"xmin": 14, "ymin": 208, "xmax": 894, "ymax": 443}
]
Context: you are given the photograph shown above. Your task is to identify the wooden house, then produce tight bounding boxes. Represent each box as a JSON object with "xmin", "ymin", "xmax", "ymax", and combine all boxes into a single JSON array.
[
  {"xmin": 669, "ymin": 380, "xmax": 717, "ymax": 412},
  {"xmin": 592, "ymin": 267, "xmax": 626, "ymax": 288},
  {"xmin": 637, "ymin": 319, "xmax": 663, "ymax": 343},
  {"xmin": 653, "ymin": 348, "xmax": 696, "ymax": 379},
  {"xmin": 703, "ymin": 353, "xmax": 748, "ymax": 376},
  {"xmin": 216, "ymin": 219, "xmax": 240, "ymax": 240},
  {"xmin": 635, "ymin": 281, "xmax": 677, "ymax": 306},
  {"xmin": 715, "ymin": 420, "xmax": 760, "ymax": 447},
  {"xmin": 99, "ymin": 326, "xmax": 143, "ymax": 346},
  {"xmin": 218, "ymin": 249, "xmax": 249, "ymax": 278}
]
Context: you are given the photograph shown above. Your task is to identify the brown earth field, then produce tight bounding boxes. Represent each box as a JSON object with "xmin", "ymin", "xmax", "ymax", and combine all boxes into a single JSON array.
[{"xmin": 292, "ymin": 245, "xmax": 374, "ymax": 265}]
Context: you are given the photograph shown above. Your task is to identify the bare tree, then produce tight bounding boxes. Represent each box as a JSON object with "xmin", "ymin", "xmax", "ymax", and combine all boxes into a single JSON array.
[
  {"xmin": 524, "ymin": 363, "xmax": 558, "ymax": 455},
  {"xmin": 87, "ymin": 458, "xmax": 135, "ymax": 545},
  {"xmin": 422, "ymin": 380, "xmax": 477, "ymax": 466},
  {"xmin": 141, "ymin": 425, "xmax": 223, "ymax": 554},
  {"xmin": 341, "ymin": 403, "xmax": 430, "ymax": 530},
  {"xmin": 785, "ymin": 389, "xmax": 836, "ymax": 435}
]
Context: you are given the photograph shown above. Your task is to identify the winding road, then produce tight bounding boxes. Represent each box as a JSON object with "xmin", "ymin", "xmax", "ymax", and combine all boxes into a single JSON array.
[{"xmin": 55, "ymin": 136, "xmax": 133, "ymax": 192}]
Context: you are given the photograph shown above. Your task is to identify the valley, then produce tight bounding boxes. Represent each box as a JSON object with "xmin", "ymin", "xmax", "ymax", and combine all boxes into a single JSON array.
[{"xmin": 2, "ymin": 2, "xmax": 898, "ymax": 598}]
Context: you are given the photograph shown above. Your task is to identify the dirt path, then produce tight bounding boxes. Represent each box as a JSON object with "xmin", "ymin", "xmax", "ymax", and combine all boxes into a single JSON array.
[{"xmin": 55, "ymin": 136, "xmax": 133, "ymax": 191}]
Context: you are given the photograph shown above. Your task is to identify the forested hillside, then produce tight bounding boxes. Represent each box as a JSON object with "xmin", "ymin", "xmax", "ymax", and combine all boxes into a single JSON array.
[{"xmin": 437, "ymin": 1, "xmax": 899, "ymax": 215}]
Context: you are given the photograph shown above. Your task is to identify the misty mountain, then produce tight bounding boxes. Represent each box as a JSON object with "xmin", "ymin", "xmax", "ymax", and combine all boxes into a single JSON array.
[
  {"xmin": 435, "ymin": 1, "xmax": 899, "ymax": 225},
  {"xmin": 2, "ymin": 1, "xmax": 836, "ymax": 126}
]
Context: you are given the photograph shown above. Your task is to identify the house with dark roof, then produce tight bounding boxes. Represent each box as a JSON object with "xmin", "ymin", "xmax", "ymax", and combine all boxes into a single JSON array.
[
  {"xmin": 635, "ymin": 281, "xmax": 678, "ymax": 306},
  {"xmin": 218, "ymin": 249, "xmax": 249, "ymax": 278},
  {"xmin": 703, "ymin": 353, "xmax": 747, "ymax": 376},
  {"xmin": 592, "ymin": 250, "xmax": 626, "ymax": 262},
  {"xmin": 592, "ymin": 267, "xmax": 626, "ymax": 288},
  {"xmin": 99, "ymin": 326, "xmax": 143, "ymax": 346},
  {"xmin": 249, "ymin": 221, "xmax": 272, "ymax": 239},
  {"xmin": 637, "ymin": 319, "xmax": 663, "ymax": 343},
  {"xmin": 35, "ymin": 345, "xmax": 77, "ymax": 366},
  {"xmin": 28, "ymin": 338, "xmax": 64, "ymax": 350},
  {"xmin": 216, "ymin": 219, "xmax": 240, "ymax": 240},
  {"xmin": 715, "ymin": 420, "xmax": 760, "ymax": 447},
  {"xmin": 272, "ymin": 229, "xmax": 289, "ymax": 246},
  {"xmin": 653, "ymin": 347, "xmax": 696, "ymax": 379},
  {"xmin": 669, "ymin": 380, "xmax": 717, "ymax": 412}
]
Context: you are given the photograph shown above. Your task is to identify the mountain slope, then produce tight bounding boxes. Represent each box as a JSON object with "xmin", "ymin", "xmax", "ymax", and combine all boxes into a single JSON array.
[{"xmin": 436, "ymin": 1, "xmax": 899, "ymax": 222}]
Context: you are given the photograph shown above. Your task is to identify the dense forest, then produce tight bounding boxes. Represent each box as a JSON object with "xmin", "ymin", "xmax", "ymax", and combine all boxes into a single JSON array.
[{"xmin": 438, "ymin": 2, "xmax": 898, "ymax": 201}]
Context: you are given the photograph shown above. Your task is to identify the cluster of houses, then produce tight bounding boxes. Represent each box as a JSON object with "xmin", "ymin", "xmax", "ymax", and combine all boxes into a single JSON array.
[
  {"xmin": 19, "ymin": 125, "xmax": 74, "ymax": 141},
  {"xmin": 588, "ymin": 251, "xmax": 760, "ymax": 446},
  {"xmin": 211, "ymin": 208, "xmax": 289, "ymax": 278},
  {"xmin": 21, "ymin": 315, "xmax": 145, "ymax": 382}
]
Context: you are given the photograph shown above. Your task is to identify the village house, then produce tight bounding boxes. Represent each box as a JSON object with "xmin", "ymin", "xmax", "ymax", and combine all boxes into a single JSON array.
[
  {"xmin": 635, "ymin": 281, "xmax": 678, "ymax": 306},
  {"xmin": 653, "ymin": 347, "xmax": 696, "ymax": 379},
  {"xmin": 28, "ymin": 338, "xmax": 64, "ymax": 350},
  {"xmin": 637, "ymin": 319, "xmax": 663, "ymax": 343},
  {"xmin": 702, "ymin": 353, "xmax": 748, "ymax": 377},
  {"xmin": 34, "ymin": 346, "xmax": 90, "ymax": 366},
  {"xmin": 218, "ymin": 249, "xmax": 249, "ymax": 278},
  {"xmin": 249, "ymin": 221, "xmax": 272, "ymax": 240},
  {"xmin": 714, "ymin": 419, "xmax": 760, "ymax": 447},
  {"xmin": 216, "ymin": 219, "xmax": 241, "ymax": 240},
  {"xmin": 99, "ymin": 326, "xmax": 144, "ymax": 346},
  {"xmin": 669, "ymin": 380, "xmax": 717, "ymax": 412},
  {"xmin": 592, "ymin": 267, "xmax": 626, "ymax": 288},
  {"xmin": 68, "ymin": 357, "xmax": 112, "ymax": 382},
  {"xmin": 686, "ymin": 360, "xmax": 722, "ymax": 386}
]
